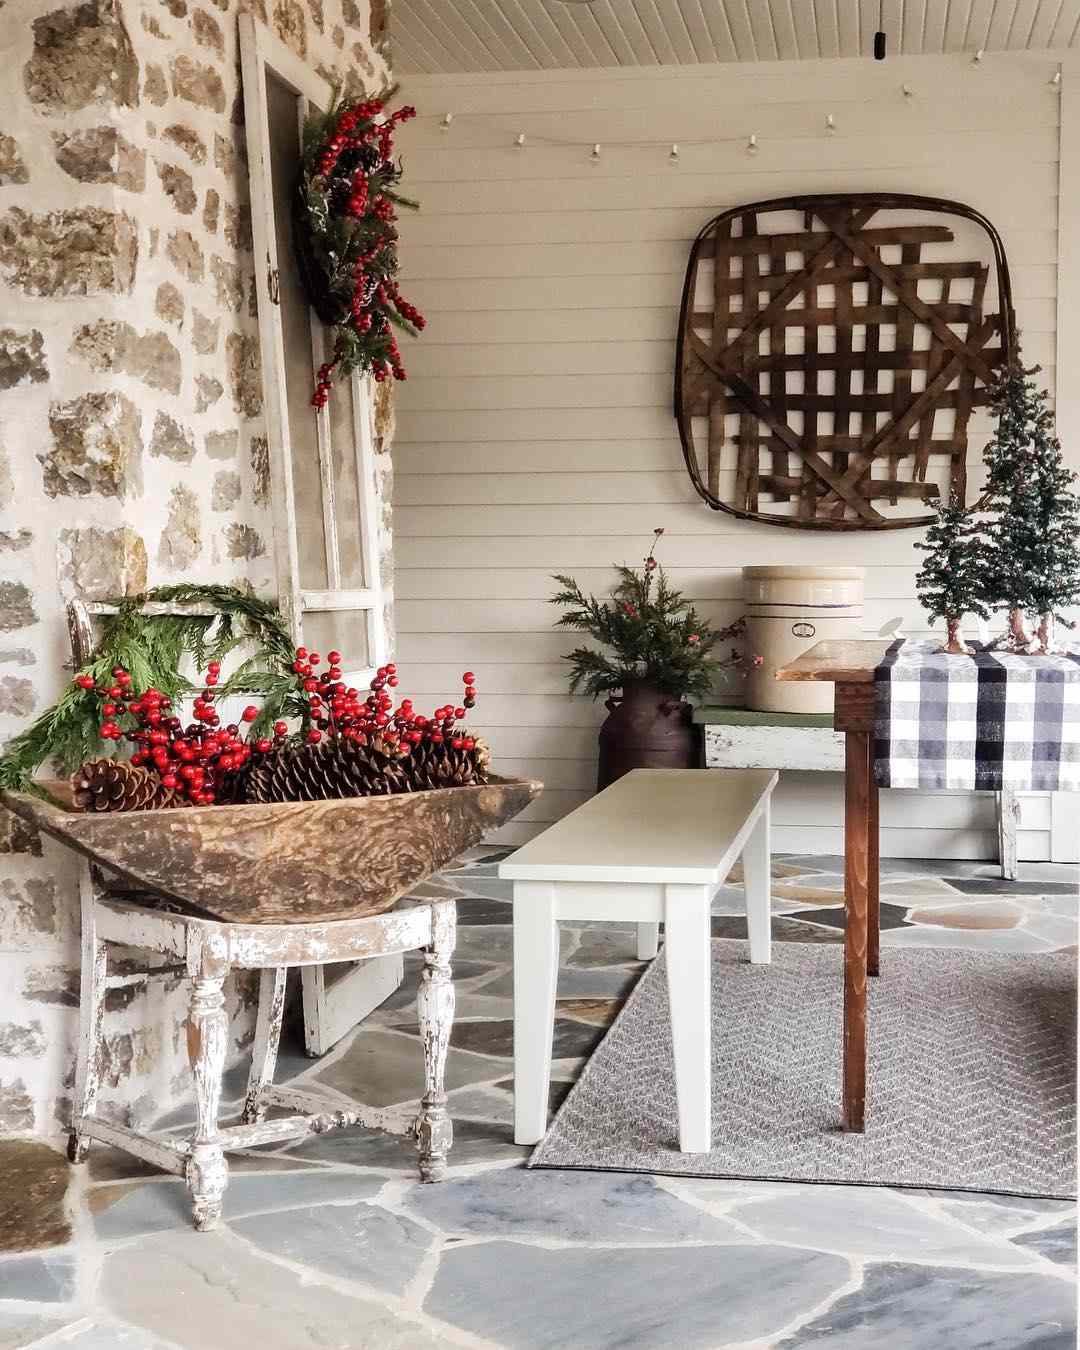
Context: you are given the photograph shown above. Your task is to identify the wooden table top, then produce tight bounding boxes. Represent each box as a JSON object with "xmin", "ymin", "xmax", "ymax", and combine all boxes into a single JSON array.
[{"xmin": 775, "ymin": 639, "xmax": 894, "ymax": 685}]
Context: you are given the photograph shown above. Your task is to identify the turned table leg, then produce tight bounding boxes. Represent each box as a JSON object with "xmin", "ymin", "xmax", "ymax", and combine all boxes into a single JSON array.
[
  {"xmin": 186, "ymin": 954, "xmax": 229, "ymax": 1230},
  {"xmin": 242, "ymin": 966, "xmax": 287, "ymax": 1125},
  {"xmin": 415, "ymin": 901, "xmax": 456, "ymax": 1182},
  {"xmin": 69, "ymin": 865, "xmax": 107, "ymax": 1164},
  {"xmin": 843, "ymin": 729, "xmax": 871, "ymax": 1133}
]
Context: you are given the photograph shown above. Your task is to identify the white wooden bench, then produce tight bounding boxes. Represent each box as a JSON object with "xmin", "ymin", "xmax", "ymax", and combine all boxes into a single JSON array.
[{"xmin": 499, "ymin": 768, "xmax": 778, "ymax": 1154}]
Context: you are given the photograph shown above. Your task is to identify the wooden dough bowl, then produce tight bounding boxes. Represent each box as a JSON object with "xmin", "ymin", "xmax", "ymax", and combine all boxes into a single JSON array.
[{"xmin": 2, "ymin": 776, "xmax": 542, "ymax": 924}]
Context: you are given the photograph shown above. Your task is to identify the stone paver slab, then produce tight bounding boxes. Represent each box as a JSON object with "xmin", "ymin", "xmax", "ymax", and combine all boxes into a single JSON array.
[
  {"xmin": 0, "ymin": 1140, "xmax": 70, "ymax": 1253},
  {"xmin": 285, "ymin": 1115, "xmax": 527, "ymax": 1169},
  {"xmin": 777, "ymin": 1262, "xmax": 1076, "ymax": 1348},
  {"xmin": 734, "ymin": 1187, "xmax": 1043, "ymax": 1268},
  {"xmin": 407, "ymin": 1169, "xmax": 744, "ymax": 1244},
  {"xmin": 0, "ymin": 1311, "xmax": 73, "ymax": 1348},
  {"xmin": 51, "ymin": 1321, "xmax": 186, "ymax": 1348},
  {"xmin": 314, "ymin": 1028, "xmax": 507, "ymax": 1106},
  {"xmin": 1011, "ymin": 1221, "xmax": 1077, "ymax": 1268},
  {"xmin": 102, "ymin": 1229, "xmax": 445, "ymax": 1350},
  {"xmin": 93, "ymin": 1171, "xmax": 382, "ymax": 1240},
  {"xmin": 0, "ymin": 1251, "xmax": 76, "ymax": 1302},
  {"xmin": 231, "ymin": 1201, "xmax": 432, "ymax": 1296},
  {"xmin": 426, "ymin": 1240, "xmax": 849, "ymax": 1349}
]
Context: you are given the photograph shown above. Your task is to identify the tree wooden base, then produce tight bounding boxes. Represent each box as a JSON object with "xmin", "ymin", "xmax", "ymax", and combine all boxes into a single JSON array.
[
  {"xmin": 940, "ymin": 617, "xmax": 973, "ymax": 655},
  {"xmin": 1033, "ymin": 613, "xmax": 1064, "ymax": 655},
  {"xmin": 989, "ymin": 607, "xmax": 1038, "ymax": 654}
]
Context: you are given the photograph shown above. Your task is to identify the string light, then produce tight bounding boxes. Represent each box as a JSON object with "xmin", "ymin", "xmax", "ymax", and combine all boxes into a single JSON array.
[
  {"xmin": 972, "ymin": 48, "xmax": 985, "ymax": 65},
  {"xmin": 825, "ymin": 113, "xmax": 837, "ymax": 134},
  {"xmin": 590, "ymin": 142, "xmax": 601, "ymax": 161},
  {"xmin": 1050, "ymin": 65, "xmax": 1063, "ymax": 88},
  {"xmin": 747, "ymin": 133, "xmax": 759, "ymax": 155},
  {"xmin": 440, "ymin": 113, "xmax": 453, "ymax": 130},
  {"xmin": 669, "ymin": 143, "xmax": 680, "ymax": 162},
  {"xmin": 514, "ymin": 132, "xmax": 526, "ymax": 147},
  {"xmin": 902, "ymin": 84, "xmax": 914, "ymax": 99}
]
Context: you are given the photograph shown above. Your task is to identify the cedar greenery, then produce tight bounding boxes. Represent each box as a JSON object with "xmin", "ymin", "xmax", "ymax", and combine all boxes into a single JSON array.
[
  {"xmin": 550, "ymin": 530, "xmax": 743, "ymax": 702},
  {"xmin": 0, "ymin": 585, "xmax": 304, "ymax": 796}
]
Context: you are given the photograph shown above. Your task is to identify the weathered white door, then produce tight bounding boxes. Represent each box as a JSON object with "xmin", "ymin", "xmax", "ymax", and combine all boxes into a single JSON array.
[{"xmin": 239, "ymin": 13, "xmax": 402, "ymax": 1055}]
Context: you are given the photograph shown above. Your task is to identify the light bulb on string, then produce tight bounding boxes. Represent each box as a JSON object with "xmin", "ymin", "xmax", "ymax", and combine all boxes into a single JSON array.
[
  {"xmin": 590, "ymin": 142, "xmax": 601, "ymax": 162},
  {"xmin": 747, "ymin": 133, "xmax": 759, "ymax": 155}
]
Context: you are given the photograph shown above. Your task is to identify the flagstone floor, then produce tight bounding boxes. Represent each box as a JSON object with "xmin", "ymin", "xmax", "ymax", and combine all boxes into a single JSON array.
[{"xmin": 0, "ymin": 849, "xmax": 1075, "ymax": 1349}]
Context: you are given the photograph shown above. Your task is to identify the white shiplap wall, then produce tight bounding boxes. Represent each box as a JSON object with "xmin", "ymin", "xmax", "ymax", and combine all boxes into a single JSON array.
[{"xmin": 393, "ymin": 51, "xmax": 1072, "ymax": 855}]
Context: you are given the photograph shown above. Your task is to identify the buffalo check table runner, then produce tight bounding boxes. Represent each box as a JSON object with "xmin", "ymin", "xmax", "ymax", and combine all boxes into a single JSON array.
[{"xmin": 874, "ymin": 639, "xmax": 1080, "ymax": 792}]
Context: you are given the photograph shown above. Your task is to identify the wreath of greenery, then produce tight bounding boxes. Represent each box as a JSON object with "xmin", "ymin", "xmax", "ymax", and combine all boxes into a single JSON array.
[
  {"xmin": 294, "ymin": 88, "xmax": 424, "ymax": 408},
  {"xmin": 0, "ymin": 584, "xmax": 307, "ymax": 797}
]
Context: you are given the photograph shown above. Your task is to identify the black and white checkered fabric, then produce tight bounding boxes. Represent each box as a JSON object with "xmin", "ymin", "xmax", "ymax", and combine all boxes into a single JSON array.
[{"xmin": 874, "ymin": 639, "xmax": 1080, "ymax": 792}]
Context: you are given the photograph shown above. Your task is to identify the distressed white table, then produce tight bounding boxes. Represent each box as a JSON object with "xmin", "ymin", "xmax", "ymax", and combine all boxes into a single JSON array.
[
  {"xmin": 69, "ymin": 868, "xmax": 456, "ymax": 1230},
  {"xmin": 500, "ymin": 768, "xmax": 777, "ymax": 1154},
  {"xmin": 695, "ymin": 706, "xmax": 1019, "ymax": 879}
]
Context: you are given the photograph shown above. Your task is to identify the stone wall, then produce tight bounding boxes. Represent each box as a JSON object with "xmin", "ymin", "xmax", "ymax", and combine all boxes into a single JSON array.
[{"xmin": 0, "ymin": 0, "xmax": 394, "ymax": 1134}]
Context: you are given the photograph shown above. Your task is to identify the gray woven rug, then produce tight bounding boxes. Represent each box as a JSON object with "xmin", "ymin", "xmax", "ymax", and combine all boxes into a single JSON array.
[{"xmin": 530, "ymin": 942, "xmax": 1077, "ymax": 1198}]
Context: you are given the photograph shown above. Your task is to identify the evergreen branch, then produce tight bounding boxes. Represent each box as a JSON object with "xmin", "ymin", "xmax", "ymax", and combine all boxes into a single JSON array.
[{"xmin": 0, "ymin": 585, "xmax": 297, "ymax": 793}]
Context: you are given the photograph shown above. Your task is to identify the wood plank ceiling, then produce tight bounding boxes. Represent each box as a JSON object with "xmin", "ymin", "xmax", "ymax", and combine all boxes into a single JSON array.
[{"xmin": 392, "ymin": 1, "xmax": 1080, "ymax": 73}]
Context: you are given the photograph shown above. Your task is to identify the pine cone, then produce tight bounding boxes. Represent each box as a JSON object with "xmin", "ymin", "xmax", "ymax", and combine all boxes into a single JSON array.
[
  {"xmin": 72, "ymin": 759, "xmax": 183, "ymax": 813},
  {"xmin": 244, "ymin": 734, "xmax": 491, "ymax": 805}
]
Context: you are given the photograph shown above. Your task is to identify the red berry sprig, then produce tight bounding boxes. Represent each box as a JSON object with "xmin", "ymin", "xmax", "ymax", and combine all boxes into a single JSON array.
[
  {"xmin": 285, "ymin": 649, "xmax": 479, "ymax": 757},
  {"xmin": 72, "ymin": 662, "xmax": 279, "ymax": 806},
  {"xmin": 305, "ymin": 95, "xmax": 424, "ymax": 410}
]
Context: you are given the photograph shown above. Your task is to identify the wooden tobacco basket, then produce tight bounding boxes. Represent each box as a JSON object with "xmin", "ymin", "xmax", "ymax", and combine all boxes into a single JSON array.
[{"xmin": 2, "ymin": 775, "xmax": 541, "ymax": 925}]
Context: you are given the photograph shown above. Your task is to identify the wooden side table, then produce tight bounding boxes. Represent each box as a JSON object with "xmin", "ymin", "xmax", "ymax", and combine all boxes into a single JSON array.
[
  {"xmin": 69, "ymin": 866, "xmax": 457, "ymax": 1230},
  {"xmin": 775, "ymin": 641, "xmax": 890, "ymax": 1134}
]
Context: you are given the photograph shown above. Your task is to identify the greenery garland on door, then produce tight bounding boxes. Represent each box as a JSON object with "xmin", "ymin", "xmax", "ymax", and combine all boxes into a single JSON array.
[
  {"xmin": 0, "ymin": 584, "xmax": 307, "ymax": 796},
  {"xmin": 294, "ymin": 88, "xmax": 425, "ymax": 409}
]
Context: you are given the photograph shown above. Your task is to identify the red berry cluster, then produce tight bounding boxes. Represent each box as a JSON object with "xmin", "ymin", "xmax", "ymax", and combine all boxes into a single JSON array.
[
  {"xmin": 287, "ymin": 648, "xmax": 479, "ymax": 755},
  {"xmin": 74, "ymin": 663, "xmax": 281, "ymax": 806},
  {"xmin": 308, "ymin": 96, "xmax": 425, "ymax": 410}
]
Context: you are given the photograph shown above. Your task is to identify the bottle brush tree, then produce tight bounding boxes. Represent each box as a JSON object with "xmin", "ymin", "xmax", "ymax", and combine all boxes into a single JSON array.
[
  {"xmin": 979, "ymin": 362, "xmax": 1080, "ymax": 653},
  {"xmin": 915, "ymin": 499, "xmax": 988, "ymax": 654}
]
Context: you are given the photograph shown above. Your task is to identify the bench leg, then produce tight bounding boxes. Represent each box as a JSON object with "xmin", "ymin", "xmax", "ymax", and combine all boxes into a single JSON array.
[
  {"xmin": 513, "ymin": 882, "xmax": 560, "ymax": 1146},
  {"xmin": 664, "ymin": 884, "xmax": 712, "ymax": 1153},
  {"xmin": 636, "ymin": 922, "xmax": 660, "ymax": 961},
  {"xmin": 742, "ymin": 796, "xmax": 772, "ymax": 965}
]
